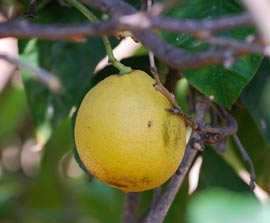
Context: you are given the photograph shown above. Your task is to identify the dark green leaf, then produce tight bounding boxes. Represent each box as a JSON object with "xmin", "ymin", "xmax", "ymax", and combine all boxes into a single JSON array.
[
  {"xmin": 184, "ymin": 55, "xmax": 261, "ymax": 108},
  {"xmin": 241, "ymin": 58, "xmax": 270, "ymax": 144},
  {"xmin": 19, "ymin": 3, "xmax": 108, "ymax": 143},
  {"xmin": 198, "ymin": 147, "xmax": 251, "ymax": 192},
  {"xmin": 231, "ymin": 106, "xmax": 270, "ymax": 191},
  {"xmin": 161, "ymin": 0, "xmax": 262, "ymax": 108}
]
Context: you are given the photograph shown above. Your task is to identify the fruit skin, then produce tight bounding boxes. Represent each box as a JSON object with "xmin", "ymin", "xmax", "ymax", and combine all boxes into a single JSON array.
[{"xmin": 74, "ymin": 70, "xmax": 186, "ymax": 192}]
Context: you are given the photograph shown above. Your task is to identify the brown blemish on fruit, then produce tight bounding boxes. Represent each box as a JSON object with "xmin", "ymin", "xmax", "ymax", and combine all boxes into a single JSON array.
[
  {"xmin": 148, "ymin": 120, "xmax": 153, "ymax": 128},
  {"xmin": 105, "ymin": 177, "xmax": 138, "ymax": 189},
  {"xmin": 106, "ymin": 181, "xmax": 129, "ymax": 188},
  {"xmin": 140, "ymin": 177, "xmax": 152, "ymax": 184}
]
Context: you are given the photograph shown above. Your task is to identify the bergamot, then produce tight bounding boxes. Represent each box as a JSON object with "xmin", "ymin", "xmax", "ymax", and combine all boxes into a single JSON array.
[{"xmin": 74, "ymin": 70, "xmax": 186, "ymax": 192}]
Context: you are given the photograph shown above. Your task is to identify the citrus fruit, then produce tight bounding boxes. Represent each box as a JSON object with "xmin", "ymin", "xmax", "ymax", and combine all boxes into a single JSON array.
[{"xmin": 74, "ymin": 70, "xmax": 186, "ymax": 192}]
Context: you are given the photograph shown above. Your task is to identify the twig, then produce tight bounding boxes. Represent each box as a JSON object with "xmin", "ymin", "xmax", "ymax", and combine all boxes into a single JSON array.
[
  {"xmin": 0, "ymin": 53, "xmax": 62, "ymax": 93},
  {"xmin": 151, "ymin": 187, "xmax": 162, "ymax": 209},
  {"xmin": 151, "ymin": 68, "xmax": 220, "ymax": 134},
  {"xmin": 164, "ymin": 68, "xmax": 182, "ymax": 93},
  {"xmin": 0, "ymin": 5, "xmax": 268, "ymax": 69},
  {"xmin": 122, "ymin": 192, "xmax": 141, "ymax": 223},
  {"xmin": 25, "ymin": 0, "xmax": 37, "ymax": 19},
  {"xmin": 139, "ymin": 187, "xmax": 162, "ymax": 222},
  {"xmin": 0, "ymin": 12, "xmax": 254, "ymax": 37},
  {"xmin": 0, "ymin": 19, "xmax": 117, "ymax": 39},
  {"xmin": 150, "ymin": 0, "xmax": 183, "ymax": 15},
  {"xmin": 141, "ymin": 96, "xmax": 210, "ymax": 223},
  {"xmin": 150, "ymin": 12, "xmax": 253, "ymax": 34},
  {"xmin": 1, "ymin": 19, "xmax": 265, "ymax": 68},
  {"xmin": 202, "ymin": 110, "xmax": 238, "ymax": 144},
  {"xmin": 81, "ymin": 0, "xmax": 270, "ymax": 68},
  {"xmin": 232, "ymin": 134, "xmax": 256, "ymax": 190},
  {"xmin": 146, "ymin": 0, "xmax": 157, "ymax": 75},
  {"xmin": 200, "ymin": 35, "xmax": 269, "ymax": 57}
]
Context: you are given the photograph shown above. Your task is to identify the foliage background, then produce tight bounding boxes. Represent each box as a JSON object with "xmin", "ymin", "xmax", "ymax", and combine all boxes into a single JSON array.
[{"xmin": 0, "ymin": 0, "xmax": 269, "ymax": 222}]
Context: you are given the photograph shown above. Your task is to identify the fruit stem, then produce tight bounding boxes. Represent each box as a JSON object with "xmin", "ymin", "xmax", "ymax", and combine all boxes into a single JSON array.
[{"xmin": 66, "ymin": 0, "xmax": 132, "ymax": 75}]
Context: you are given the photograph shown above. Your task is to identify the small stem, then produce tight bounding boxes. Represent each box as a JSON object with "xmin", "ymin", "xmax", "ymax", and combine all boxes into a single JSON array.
[
  {"xmin": 25, "ymin": 0, "xmax": 37, "ymax": 19},
  {"xmin": 103, "ymin": 36, "xmax": 132, "ymax": 74},
  {"xmin": 66, "ymin": 0, "xmax": 132, "ymax": 74},
  {"xmin": 66, "ymin": 0, "xmax": 98, "ymax": 22},
  {"xmin": 232, "ymin": 134, "xmax": 256, "ymax": 190}
]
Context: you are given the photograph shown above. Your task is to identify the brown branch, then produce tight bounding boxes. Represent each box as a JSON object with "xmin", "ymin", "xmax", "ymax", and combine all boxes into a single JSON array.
[
  {"xmin": 117, "ymin": 12, "xmax": 253, "ymax": 37},
  {"xmin": 81, "ymin": 0, "xmax": 253, "ymax": 32},
  {"xmin": 81, "ymin": 0, "xmax": 268, "ymax": 68},
  {"xmin": 202, "ymin": 110, "xmax": 238, "ymax": 144},
  {"xmin": 150, "ymin": 13, "xmax": 253, "ymax": 34},
  {"xmin": 0, "ymin": 53, "xmax": 62, "ymax": 93},
  {"xmin": 232, "ymin": 134, "xmax": 256, "ymax": 190},
  {"xmin": 122, "ymin": 192, "xmax": 141, "ymax": 223},
  {"xmin": 0, "ymin": 12, "xmax": 254, "ymax": 38},
  {"xmin": 0, "ymin": 19, "xmax": 261, "ymax": 68},
  {"xmin": 0, "ymin": 0, "xmax": 268, "ymax": 69},
  {"xmin": 0, "ymin": 19, "xmax": 117, "ymax": 40},
  {"xmin": 164, "ymin": 68, "xmax": 182, "ymax": 93}
]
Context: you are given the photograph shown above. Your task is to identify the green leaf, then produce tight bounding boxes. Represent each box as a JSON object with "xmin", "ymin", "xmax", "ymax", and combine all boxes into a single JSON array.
[
  {"xmin": 184, "ymin": 55, "xmax": 261, "ymax": 108},
  {"xmin": 186, "ymin": 189, "xmax": 270, "ymax": 223},
  {"xmin": 161, "ymin": 0, "xmax": 262, "ymax": 108},
  {"xmin": 198, "ymin": 147, "xmax": 251, "ymax": 192},
  {"xmin": 231, "ymin": 106, "xmax": 270, "ymax": 191},
  {"xmin": 19, "ymin": 3, "xmax": 107, "ymax": 143},
  {"xmin": 241, "ymin": 58, "xmax": 270, "ymax": 144}
]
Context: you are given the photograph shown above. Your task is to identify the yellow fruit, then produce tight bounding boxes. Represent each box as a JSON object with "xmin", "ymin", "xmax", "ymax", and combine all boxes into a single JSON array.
[{"xmin": 74, "ymin": 70, "xmax": 186, "ymax": 192}]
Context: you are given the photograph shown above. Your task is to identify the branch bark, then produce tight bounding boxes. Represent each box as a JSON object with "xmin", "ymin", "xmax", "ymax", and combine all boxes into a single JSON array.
[
  {"xmin": 0, "ymin": 0, "xmax": 268, "ymax": 69},
  {"xmin": 80, "ymin": 0, "xmax": 268, "ymax": 69},
  {"xmin": 122, "ymin": 192, "xmax": 141, "ymax": 223},
  {"xmin": 0, "ymin": 12, "xmax": 254, "ymax": 38}
]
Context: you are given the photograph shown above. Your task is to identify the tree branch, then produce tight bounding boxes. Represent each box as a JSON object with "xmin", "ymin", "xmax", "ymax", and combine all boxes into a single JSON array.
[
  {"xmin": 0, "ymin": 0, "xmax": 268, "ymax": 69},
  {"xmin": 152, "ymin": 13, "xmax": 253, "ymax": 33},
  {"xmin": 0, "ymin": 53, "xmax": 62, "ymax": 93},
  {"xmin": 80, "ymin": 0, "xmax": 269, "ymax": 69},
  {"xmin": 0, "ymin": 11, "xmax": 255, "ymax": 39},
  {"xmin": 0, "ymin": 19, "xmax": 117, "ymax": 40},
  {"xmin": 122, "ymin": 192, "xmax": 141, "ymax": 223},
  {"xmin": 232, "ymin": 134, "xmax": 256, "ymax": 190}
]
